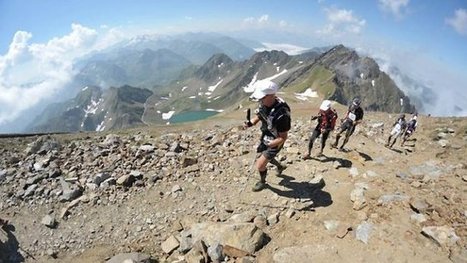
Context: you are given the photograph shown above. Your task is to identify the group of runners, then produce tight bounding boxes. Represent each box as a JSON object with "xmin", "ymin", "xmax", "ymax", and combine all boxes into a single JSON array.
[{"xmin": 244, "ymin": 80, "xmax": 418, "ymax": 192}]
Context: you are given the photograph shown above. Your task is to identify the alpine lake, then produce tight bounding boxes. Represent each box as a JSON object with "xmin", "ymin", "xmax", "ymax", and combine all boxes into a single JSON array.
[{"xmin": 169, "ymin": 110, "xmax": 220, "ymax": 123}]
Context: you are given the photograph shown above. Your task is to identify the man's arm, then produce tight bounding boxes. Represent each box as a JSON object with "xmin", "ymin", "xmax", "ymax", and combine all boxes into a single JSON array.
[
  {"xmin": 251, "ymin": 115, "xmax": 260, "ymax": 125},
  {"xmin": 267, "ymin": 131, "xmax": 288, "ymax": 148}
]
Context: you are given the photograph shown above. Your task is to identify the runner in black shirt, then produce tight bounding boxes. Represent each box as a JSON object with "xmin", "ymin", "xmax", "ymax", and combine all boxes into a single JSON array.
[
  {"xmin": 244, "ymin": 80, "xmax": 291, "ymax": 192},
  {"xmin": 331, "ymin": 97, "xmax": 364, "ymax": 151}
]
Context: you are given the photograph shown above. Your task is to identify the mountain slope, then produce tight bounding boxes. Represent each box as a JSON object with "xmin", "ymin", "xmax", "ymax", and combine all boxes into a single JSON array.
[
  {"xmin": 27, "ymin": 85, "xmax": 153, "ymax": 132},
  {"xmin": 284, "ymin": 45, "xmax": 415, "ymax": 113},
  {"xmin": 141, "ymin": 49, "xmax": 309, "ymax": 123}
]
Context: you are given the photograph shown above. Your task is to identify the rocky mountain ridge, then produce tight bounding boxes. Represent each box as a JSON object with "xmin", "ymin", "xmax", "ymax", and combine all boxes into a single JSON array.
[{"xmin": 29, "ymin": 45, "xmax": 416, "ymax": 133}]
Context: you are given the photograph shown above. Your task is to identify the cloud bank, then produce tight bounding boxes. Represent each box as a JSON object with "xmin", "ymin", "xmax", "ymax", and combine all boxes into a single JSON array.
[
  {"xmin": 378, "ymin": 0, "xmax": 410, "ymax": 19},
  {"xmin": 446, "ymin": 9, "xmax": 467, "ymax": 36},
  {"xmin": 0, "ymin": 24, "xmax": 124, "ymax": 128},
  {"xmin": 359, "ymin": 45, "xmax": 467, "ymax": 116},
  {"xmin": 254, "ymin": 42, "xmax": 309, "ymax": 55},
  {"xmin": 318, "ymin": 7, "xmax": 366, "ymax": 36}
]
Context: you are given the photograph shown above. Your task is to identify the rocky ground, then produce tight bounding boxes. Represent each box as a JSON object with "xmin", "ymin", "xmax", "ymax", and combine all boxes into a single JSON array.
[{"xmin": 0, "ymin": 98, "xmax": 466, "ymax": 263}]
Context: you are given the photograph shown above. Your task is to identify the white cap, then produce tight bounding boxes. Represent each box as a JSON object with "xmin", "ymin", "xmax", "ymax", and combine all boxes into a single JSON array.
[
  {"xmin": 319, "ymin": 100, "xmax": 332, "ymax": 111},
  {"xmin": 250, "ymin": 80, "xmax": 278, "ymax": 100}
]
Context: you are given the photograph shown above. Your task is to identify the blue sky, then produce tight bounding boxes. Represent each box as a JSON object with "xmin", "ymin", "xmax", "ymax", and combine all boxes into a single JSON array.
[
  {"xmin": 1, "ymin": 0, "xmax": 466, "ymax": 65},
  {"xmin": 0, "ymin": 0, "xmax": 467, "ymax": 130}
]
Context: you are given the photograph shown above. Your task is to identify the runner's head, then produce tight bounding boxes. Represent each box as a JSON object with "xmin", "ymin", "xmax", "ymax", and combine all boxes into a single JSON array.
[
  {"xmin": 250, "ymin": 80, "xmax": 278, "ymax": 107},
  {"xmin": 352, "ymin": 97, "xmax": 361, "ymax": 107},
  {"xmin": 320, "ymin": 100, "xmax": 332, "ymax": 111}
]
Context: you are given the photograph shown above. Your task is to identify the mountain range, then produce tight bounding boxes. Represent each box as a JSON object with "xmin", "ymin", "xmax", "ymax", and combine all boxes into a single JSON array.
[{"xmin": 26, "ymin": 35, "xmax": 416, "ymax": 133}]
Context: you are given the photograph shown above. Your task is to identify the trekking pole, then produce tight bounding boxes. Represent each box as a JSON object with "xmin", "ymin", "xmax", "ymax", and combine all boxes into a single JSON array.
[{"xmin": 245, "ymin": 107, "xmax": 261, "ymax": 174}]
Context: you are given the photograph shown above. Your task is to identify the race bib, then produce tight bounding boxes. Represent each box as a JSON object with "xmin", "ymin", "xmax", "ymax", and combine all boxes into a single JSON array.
[
  {"xmin": 263, "ymin": 136, "xmax": 274, "ymax": 145},
  {"xmin": 348, "ymin": 112, "xmax": 356, "ymax": 121},
  {"xmin": 394, "ymin": 124, "xmax": 401, "ymax": 133}
]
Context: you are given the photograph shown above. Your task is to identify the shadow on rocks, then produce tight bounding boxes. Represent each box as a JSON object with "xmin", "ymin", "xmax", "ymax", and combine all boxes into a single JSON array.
[
  {"xmin": 318, "ymin": 154, "xmax": 353, "ymax": 169},
  {"xmin": 266, "ymin": 174, "xmax": 333, "ymax": 211},
  {"xmin": 356, "ymin": 151, "xmax": 373, "ymax": 161},
  {"xmin": 390, "ymin": 148, "xmax": 403, "ymax": 154},
  {"xmin": 0, "ymin": 223, "xmax": 26, "ymax": 263}
]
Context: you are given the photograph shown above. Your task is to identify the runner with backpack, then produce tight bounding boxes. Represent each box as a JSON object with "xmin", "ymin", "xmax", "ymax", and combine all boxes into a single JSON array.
[
  {"xmin": 243, "ymin": 80, "xmax": 291, "ymax": 192},
  {"xmin": 331, "ymin": 97, "xmax": 364, "ymax": 151},
  {"xmin": 303, "ymin": 100, "xmax": 338, "ymax": 159},
  {"xmin": 385, "ymin": 114, "xmax": 407, "ymax": 148},
  {"xmin": 401, "ymin": 113, "xmax": 418, "ymax": 147}
]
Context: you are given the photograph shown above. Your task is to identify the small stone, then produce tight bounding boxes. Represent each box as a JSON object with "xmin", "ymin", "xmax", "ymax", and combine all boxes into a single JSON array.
[
  {"xmin": 253, "ymin": 215, "xmax": 267, "ymax": 229},
  {"xmin": 422, "ymin": 226, "xmax": 459, "ymax": 247},
  {"xmin": 323, "ymin": 220, "xmax": 339, "ymax": 231},
  {"xmin": 267, "ymin": 212, "xmax": 280, "ymax": 226},
  {"xmin": 285, "ymin": 209, "xmax": 295, "ymax": 218},
  {"xmin": 161, "ymin": 235, "xmax": 180, "ymax": 254},
  {"xmin": 336, "ymin": 224, "xmax": 352, "ymax": 239},
  {"xmin": 41, "ymin": 215, "xmax": 57, "ymax": 228},
  {"xmin": 46, "ymin": 248, "xmax": 57, "ymax": 258},
  {"xmin": 224, "ymin": 204, "xmax": 234, "ymax": 213},
  {"xmin": 171, "ymin": 185, "xmax": 182, "ymax": 193}
]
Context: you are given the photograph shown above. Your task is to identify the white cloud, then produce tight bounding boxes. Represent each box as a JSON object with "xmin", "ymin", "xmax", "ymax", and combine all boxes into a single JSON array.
[
  {"xmin": 29, "ymin": 23, "xmax": 97, "ymax": 63},
  {"xmin": 0, "ymin": 73, "xmax": 73, "ymax": 125},
  {"xmin": 242, "ymin": 14, "xmax": 287, "ymax": 29},
  {"xmin": 318, "ymin": 7, "xmax": 366, "ymax": 36},
  {"xmin": 0, "ymin": 31, "xmax": 32, "ymax": 75},
  {"xmin": 446, "ymin": 9, "xmax": 467, "ymax": 36},
  {"xmin": 254, "ymin": 42, "xmax": 309, "ymax": 55},
  {"xmin": 258, "ymin": 15, "xmax": 269, "ymax": 24},
  {"xmin": 0, "ymin": 23, "xmax": 125, "ymax": 127},
  {"xmin": 359, "ymin": 44, "xmax": 467, "ymax": 116},
  {"xmin": 378, "ymin": 0, "xmax": 409, "ymax": 19},
  {"xmin": 94, "ymin": 27, "xmax": 127, "ymax": 50},
  {"xmin": 243, "ymin": 17, "xmax": 255, "ymax": 23},
  {"xmin": 244, "ymin": 14, "xmax": 270, "ymax": 25}
]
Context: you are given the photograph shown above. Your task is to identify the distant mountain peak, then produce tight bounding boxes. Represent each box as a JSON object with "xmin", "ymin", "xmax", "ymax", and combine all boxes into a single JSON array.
[
  {"xmin": 194, "ymin": 53, "xmax": 234, "ymax": 82},
  {"xmin": 252, "ymin": 50, "xmax": 289, "ymax": 61},
  {"xmin": 314, "ymin": 44, "xmax": 415, "ymax": 113}
]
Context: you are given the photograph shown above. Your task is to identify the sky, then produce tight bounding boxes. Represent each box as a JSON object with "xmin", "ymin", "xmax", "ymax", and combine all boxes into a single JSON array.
[{"xmin": 1, "ymin": 0, "xmax": 467, "ymax": 131}]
